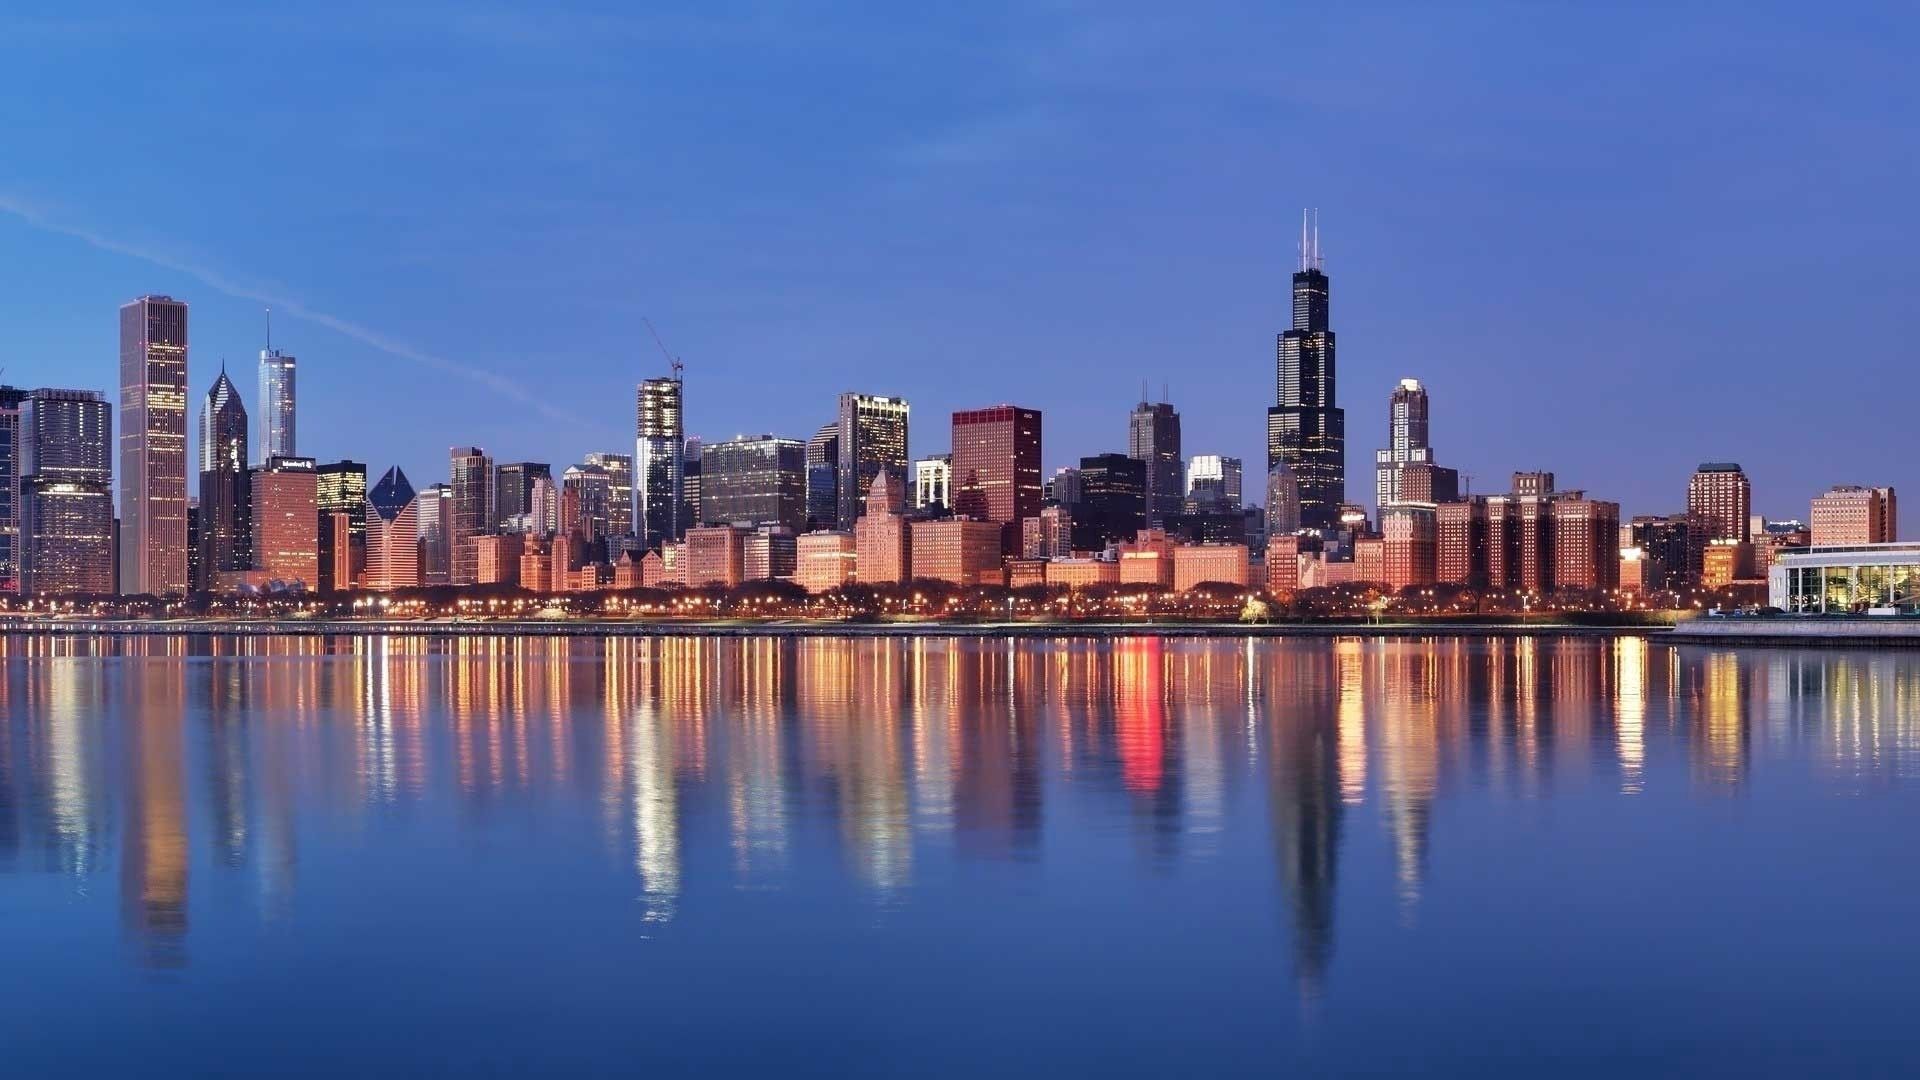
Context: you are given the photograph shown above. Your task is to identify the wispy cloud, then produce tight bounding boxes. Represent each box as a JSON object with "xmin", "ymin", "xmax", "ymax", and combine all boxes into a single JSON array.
[{"xmin": 0, "ymin": 193, "xmax": 589, "ymax": 427}]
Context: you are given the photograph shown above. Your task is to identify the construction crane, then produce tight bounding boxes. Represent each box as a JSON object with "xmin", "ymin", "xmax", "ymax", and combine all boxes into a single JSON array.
[{"xmin": 643, "ymin": 317, "xmax": 685, "ymax": 381}]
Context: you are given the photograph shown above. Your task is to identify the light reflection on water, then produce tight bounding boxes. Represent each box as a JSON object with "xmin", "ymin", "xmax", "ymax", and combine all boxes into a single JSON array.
[{"xmin": 5, "ymin": 633, "xmax": 1920, "ymax": 1075}]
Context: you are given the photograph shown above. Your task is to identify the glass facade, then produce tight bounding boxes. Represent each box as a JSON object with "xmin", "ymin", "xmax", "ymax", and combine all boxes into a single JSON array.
[
  {"xmin": 1778, "ymin": 555, "xmax": 1920, "ymax": 614},
  {"xmin": 703, "ymin": 436, "xmax": 806, "ymax": 533}
]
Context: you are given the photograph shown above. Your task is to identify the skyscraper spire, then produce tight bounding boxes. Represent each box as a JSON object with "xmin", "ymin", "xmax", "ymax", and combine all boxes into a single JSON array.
[
  {"xmin": 264, "ymin": 306, "xmax": 271, "ymax": 350},
  {"xmin": 1299, "ymin": 208, "xmax": 1310, "ymax": 272}
]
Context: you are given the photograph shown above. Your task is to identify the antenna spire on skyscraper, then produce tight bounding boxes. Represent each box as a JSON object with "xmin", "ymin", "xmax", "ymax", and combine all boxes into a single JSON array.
[{"xmin": 264, "ymin": 306, "xmax": 271, "ymax": 351}]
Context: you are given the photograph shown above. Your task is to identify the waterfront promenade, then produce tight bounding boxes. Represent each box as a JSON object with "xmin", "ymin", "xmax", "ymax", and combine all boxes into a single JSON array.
[{"xmin": 0, "ymin": 615, "xmax": 1677, "ymax": 639}]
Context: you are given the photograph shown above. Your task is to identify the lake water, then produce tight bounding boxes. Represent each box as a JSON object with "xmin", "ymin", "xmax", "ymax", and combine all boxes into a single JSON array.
[{"xmin": 3, "ymin": 633, "xmax": 1918, "ymax": 1077}]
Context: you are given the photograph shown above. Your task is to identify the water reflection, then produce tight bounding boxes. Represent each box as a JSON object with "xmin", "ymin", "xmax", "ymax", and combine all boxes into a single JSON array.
[{"xmin": 7, "ymin": 634, "xmax": 1920, "ymax": 993}]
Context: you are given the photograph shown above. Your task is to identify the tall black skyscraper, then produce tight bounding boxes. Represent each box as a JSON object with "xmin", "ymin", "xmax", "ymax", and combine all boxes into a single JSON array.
[
  {"xmin": 197, "ymin": 369, "xmax": 251, "ymax": 590},
  {"xmin": 1266, "ymin": 209, "xmax": 1346, "ymax": 533},
  {"xmin": 1128, "ymin": 398, "xmax": 1181, "ymax": 526}
]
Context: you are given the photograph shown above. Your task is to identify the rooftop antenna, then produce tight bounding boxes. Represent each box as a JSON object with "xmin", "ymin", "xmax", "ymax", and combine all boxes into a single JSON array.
[
  {"xmin": 1298, "ymin": 208, "xmax": 1310, "ymax": 272},
  {"xmin": 1311, "ymin": 208, "xmax": 1322, "ymax": 270},
  {"xmin": 1140, "ymin": 378, "xmax": 1148, "ymax": 405},
  {"xmin": 643, "ymin": 317, "xmax": 685, "ymax": 381},
  {"xmin": 264, "ymin": 306, "xmax": 271, "ymax": 352},
  {"xmin": 1161, "ymin": 379, "xmax": 1169, "ymax": 403}
]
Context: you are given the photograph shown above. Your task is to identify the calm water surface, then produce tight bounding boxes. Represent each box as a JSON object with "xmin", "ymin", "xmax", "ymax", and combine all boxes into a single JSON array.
[{"xmin": 3, "ymin": 633, "xmax": 1919, "ymax": 1077}]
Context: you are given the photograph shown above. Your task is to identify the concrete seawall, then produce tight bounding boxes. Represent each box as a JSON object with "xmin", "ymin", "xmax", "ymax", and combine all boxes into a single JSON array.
[{"xmin": 1667, "ymin": 617, "xmax": 1920, "ymax": 647}]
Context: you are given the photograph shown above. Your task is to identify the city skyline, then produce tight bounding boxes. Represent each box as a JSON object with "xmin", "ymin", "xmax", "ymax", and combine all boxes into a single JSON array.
[{"xmin": 0, "ymin": 6, "xmax": 1911, "ymax": 519}]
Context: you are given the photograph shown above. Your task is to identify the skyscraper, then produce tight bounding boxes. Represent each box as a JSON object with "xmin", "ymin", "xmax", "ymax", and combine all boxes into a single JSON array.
[
  {"xmin": 258, "ymin": 312, "xmax": 296, "ymax": 460},
  {"xmin": 364, "ymin": 466, "xmax": 419, "ymax": 590},
  {"xmin": 584, "ymin": 452, "xmax": 632, "ymax": 539},
  {"xmin": 416, "ymin": 483, "xmax": 453, "ymax": 587},
  {"xmin": 951, "ymin": 405, "xmax": 1042, "ymax": 541},
  {"xmin": 702, "ymin": 435, "xmax": 807, "ymax": 533},
  {"xmin": 1687, "ymin": 463, "xmax": 1752, "ymax": 543},
  {"xmin": 1186, "ymin": 454, "xmax": 1244, "ymax": 510},
  {"xmin": 913, "ymin": 454, "xmax": 952, "ymax": 512},
  {"xmin": 1128, "ymin": 399, "xmax": 1182, "ymax": 526},
  {"xmin": 1810, "ymin": 485, "xmax": 1898, "ymax": 545},
  {"xmin": 119, "ymin": 295, "xmax": 190, "ymax": 595},
  {"xmin": 20, "ymin": 389, "xmax": 113, "ymax": 596},
  {"xmin": 836, "ymin": 393, "xmax": 910, "ymax": 530},
  {"xmin": 634, "ymin": 376, "xmax": 684, "ymax": 549},
  {"xmin": 1266, "ymin": 460, "xmax": 1301, "ymax": 540},
  {"xmin": 250, "ymin": 456, "xmax": 318, "ymax": 586},
  {"xmin": 316, "ymin": 460, "xmax": 367, "ymax": 592},
  {"xmin": 0, "ymin": 386, "xmax": 26, "ymax": 592},
  {"xmin": 805, "ymin": 423, "xmax": 839, "ymax": 530},
  {"xmin": 448, "ymin": 446, "xmax": 493, "ymax": 584},
  {"xmin": 494, "ymin": 462, "xmax": 551, "ymax": 531},
  {"xmin": 1266, "ymin": 211, "xmax": 1346, "ymax": 533},
  {"xmin": 561, "ymin": 463, "xmax": 614, "ymax": 540},
  {"xmin": 1072, "ymin": 452, "xmax": 1147, "ymax": 551},
  {"xmin": 197, "ymin": 370, "xmax": 251, "ymax": 591}
]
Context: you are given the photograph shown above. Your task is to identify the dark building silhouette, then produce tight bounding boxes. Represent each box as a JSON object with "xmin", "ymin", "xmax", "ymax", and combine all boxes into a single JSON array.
[
  {"xmin": 1072, "ymin": 453, "xmax": 1146, "ymax": 551},
  {"xmin": 196, "ymin": 370, "xmax": 250, "ymax": 591},
  {"xmin": 1128, "ymin": 399, "xmax": 1181, "ymax": 526},
  {"xmin": 1267, "ymin": 210, "xmax": 1346, "ymax": 533}
]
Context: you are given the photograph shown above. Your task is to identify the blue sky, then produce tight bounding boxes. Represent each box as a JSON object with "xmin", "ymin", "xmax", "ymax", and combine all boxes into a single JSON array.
[{"xmin": 0, "ymin": 2, "xmax": 1911, "ymax": 518}]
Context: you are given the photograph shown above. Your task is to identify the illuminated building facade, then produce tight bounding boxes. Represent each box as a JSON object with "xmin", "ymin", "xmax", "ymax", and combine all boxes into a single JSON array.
[
  {"xmin": 1687, "ymin": 463, "xmax": 1752, "ymax": 543},
  {"xmin": 119, "ymin": 294, "xmax": 190, "ymax": 596},
  {"xmin": 1173, "ymin": 544, "xmax": 1251, "ymax": 591},
  {"xmin": 909, "ymin": 518, "xmax": 1004, "ymax": 586},
  {"xmin": 250, "ymin": 456, "xmax": 318, "ymax": 586},
  {"xmin": 913, "ymin": 453, "xmax": 952, "ymax": 513},
  {"xmin": 1810, "ymin": 485, "xmax": 1897, "ymax": 546},
  {"xmin": 951, "ymin": 405, "xmax": 1041, "ymax": 544},
  {"xmin": 448, "ymin": 446, "xmax": 493, "ymax": 584},
  {"xmin": 854, "ymin": 471, "xmax": 911, "ymax": 584},
  {"xmin": 316, "ymin": 460, "xmax": 367, "ymax": 592},
  {"xmin": 364, "ymin": 466, "xmax": 420, "ymax": 590},
  {"xmin": 20, "ymin": 388, "xmax": 113, "ymax": 595},
  {"xmin": 634, "ymin": 375, "xmax": 685, "ymax": 549},
  {"xmin": 702, "ymin": 435, "xmax": 806, "ymax": 533},
  {"xmin": 795, "ymin": 531, "xmax": 856, "ymax": 593},
  {"xmin": 835, "ymin": 392, "xmax": 909, "ymax": 530}
]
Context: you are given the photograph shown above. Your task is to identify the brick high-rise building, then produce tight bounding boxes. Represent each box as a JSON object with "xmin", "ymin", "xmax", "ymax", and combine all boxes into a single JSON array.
[
  {"xmin": 1381, "ymin": 505, "xmax": 1437, "ymax": 590},
  {"xmin": 909, "ymin": 518, "xmax": 1004, "ymax": 586},
  {"xmin": 795, "ymin": 531, "xmax": 856, "ymax": 593},
  {"xmin": 1437, "ymin": 473, "xmax": 1616, "ymax": 593},
  {"xmin": 1436, "ymin": 498, "xmax": 1487, "ymax": 588},
  {"xmin": 1550, "ymin": 493, "xmax": 1621, "ymax": 591},
  {"xmin": 1687, "ymin": 463, "xmax": 1752, "ymax": 543},
  {"xmin": 854, "ymin": 471, "xmax": 911, "ymax": 585},
  {"xmin": 951, "ymin": 404, "xmax": 1042, "ymax": 544},
  {"xmin": 119, "ymin": 295, "xmax": 190, "ymax": 596},
  {"xmin": 684, "ymin": 524, "xmax": 749, "ymax": 588},
  {"xmin": 1810, "ymin": 485, "xmax": 1897, "ymax": 546}
]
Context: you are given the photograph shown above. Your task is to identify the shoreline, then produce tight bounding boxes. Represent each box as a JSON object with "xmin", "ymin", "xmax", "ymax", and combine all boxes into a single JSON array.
[{"xmin": 0, "ymin": 617, "xmax": 1672, "ymax": 640}]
